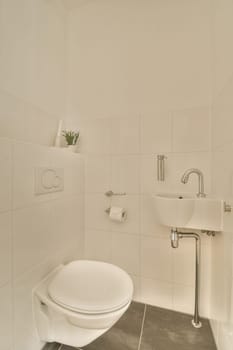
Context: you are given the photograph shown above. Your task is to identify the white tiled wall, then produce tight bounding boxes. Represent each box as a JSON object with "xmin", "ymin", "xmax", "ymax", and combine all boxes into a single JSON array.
[
  {"xmin": 210, "ymin": 0, "xmax": 233, "ymax": 349},
  {"xmin": 66, "ymin": 0, "xmax": 214, "ymax": 321},
  {"xmin": 66, "ymin": 0, "xmax": 212, "ymax": 118},
  {"xmin": 82, "ymin": 112, "xmax": 212, "ymax": 317},
  {"xmin": 0, "ymin": 1, "xmax": 84, "ymax": 350},
  {"xmin": 2, "ymin": 0, "xmax": 232, "ymax": 349},
  {"xmin": 0, "ymin": 142, "xmax": 84, "ymax": 350}
]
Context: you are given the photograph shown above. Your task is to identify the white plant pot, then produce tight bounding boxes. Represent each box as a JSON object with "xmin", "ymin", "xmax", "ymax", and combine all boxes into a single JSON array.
[{"xmin": 67, "ymin": 145, "xmax": 77, "ymax": 152}]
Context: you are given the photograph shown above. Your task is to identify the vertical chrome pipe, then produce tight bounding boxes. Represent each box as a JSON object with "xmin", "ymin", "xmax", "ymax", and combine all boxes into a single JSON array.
[
  {"xmin": 192, "ymin": 235, "xmax": 202, "ymax": 328},
  {"xmin": 170, "ymin": 228, "xmax": 179, "ymax": 248},
  {"xmin": 170, "ymin": 230, "xmax": 202, "ymax": 328},
  {"xmin": 157, "ymin": 155, "xmax": 166, "ymax": 181}
]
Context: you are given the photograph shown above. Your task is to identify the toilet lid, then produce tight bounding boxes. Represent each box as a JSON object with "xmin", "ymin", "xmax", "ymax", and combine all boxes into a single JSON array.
[{"xmin": 48, "ymin": 260, "xmax": 133, "ymax": 314}]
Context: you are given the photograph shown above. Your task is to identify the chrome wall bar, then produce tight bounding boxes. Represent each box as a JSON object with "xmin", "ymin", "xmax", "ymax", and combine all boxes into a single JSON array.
[
  {"xmin": 157, "ymin": 155, "xmax": 166, "ymax": 182},
  {"xmin": 105, "ymin": 190, "xmax": 126, "ymax": 197}
]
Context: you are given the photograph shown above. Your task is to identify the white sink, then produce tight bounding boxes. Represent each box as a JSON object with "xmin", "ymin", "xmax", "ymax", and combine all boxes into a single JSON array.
[
  {"xmin": 153, "ymin": 193, "xmax": 224, "ymax": 232},
  {"xmin": 154, "ymin": 193, "xmax": 195, "ymax": 228}
]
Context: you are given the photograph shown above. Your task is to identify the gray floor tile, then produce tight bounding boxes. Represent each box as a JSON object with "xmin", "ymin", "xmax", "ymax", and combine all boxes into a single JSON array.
[
  {"xmin": 140, "ymin": 305, "xmax": 217, "ymax": 350},
  {"xmin": 83, "ymin": 302, "xmax": 145, "ymax": 350},
  {"xmin": 61, "ymin": 302, "xmax": 145, "ymax": 350}
]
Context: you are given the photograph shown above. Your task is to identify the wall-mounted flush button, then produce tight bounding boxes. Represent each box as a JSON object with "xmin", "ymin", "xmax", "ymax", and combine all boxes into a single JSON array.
[
  {"xmin": 53, "ymin": 176, "xmax": 62, "ymax": 188},
  {"xmin": 35, "ymin": 167, "xmax": 64, "ymax": 195},
  {"xmin": 41, "ymin": 169, "xmax": 55, "ymax": 189}
]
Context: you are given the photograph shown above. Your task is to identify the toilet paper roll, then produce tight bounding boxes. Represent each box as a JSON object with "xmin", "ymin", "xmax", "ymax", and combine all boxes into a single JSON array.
[{"xmin": 109, "ymin": 206, "xmax": 127, "ymax": 222}]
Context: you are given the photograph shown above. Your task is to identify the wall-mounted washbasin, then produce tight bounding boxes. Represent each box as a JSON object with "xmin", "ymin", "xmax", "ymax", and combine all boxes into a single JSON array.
[
  {"xmin": 153, "ymin": 193, "xmax": 224, "ymax": 232},
  {"xmin": 154, "ymin": 193, "xmax": 195, "ymax": 228}
]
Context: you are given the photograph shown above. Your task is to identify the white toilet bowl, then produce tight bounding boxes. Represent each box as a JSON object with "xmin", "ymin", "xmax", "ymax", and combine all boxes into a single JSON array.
[{"xmin": 33, "ymin": 260, "xmax": 133, "ymax": 348}]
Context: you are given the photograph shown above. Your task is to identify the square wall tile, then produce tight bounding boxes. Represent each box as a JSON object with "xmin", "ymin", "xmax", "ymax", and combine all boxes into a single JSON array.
[
  {"xmin": 140, "ymin": 278, "xmax": 173, "ymax": 309},
  {"xmin": 15, "ymin": 328, "xmax": 44, "ymax": 350},
  {"xmin": 24, "ymin": 107, "xmax": 59, "ymax": 147},
  {"xmin": 172, "ymin": 107, "xmax": 210, "ymax": 152},
  {"xmin": 0, "ymin": 283, "xmax": 12, "ymax": 350},
  {"xmin": 85, "ymin": 194, "xmax": 111, "ymax": 231},
  {"xmin": 84, "ymin": 229, "xmax": 112, "ymax": 262},
  {"xmin": 56, "ymin": 243, "xmax": 84, "ymax": 266},
  {"xmin": 172, "ymin": 284, "xmax": 194, "ymax": 314},
  {"xmin": 111, "ymin": 232, "xmax": 140, "ymax": 275},
  {"xmin": 218, "ymin": 323, "xmax": 233, "ymax": 350},
  {"xmin": 212, "ymin": 79, "xmax": 233, "ymax": 150},
  {"xmin": 12, "ymin": 142, "xmax": 52, "ymax": 209},
  {"xmin": 140, "ymin": 154, "xmax": 172, "ymax": 194},
  {"xmin": 222, "ymin": 199, "xmax": 233, "ymax": 233},
  {"xmin": 0, "ymin": 91, "xmax": 26, "ymax": 142},
  {"xmin": 172, "ymin": 239, "xmax": 195, "ymax": 286},
  {"xmin": 212, "ymin": 145, "xmax": 233, "ymax": 199},
  {"xmin": 110, "ymin": 117, "xmax": 140, "ymax": 155},
  {"xmin": 61, "ymin": 156, "xmax": 84, "ymax": 196},
  {"xmin": 140, "ymin": 195, "xmax": 169, "ymax": 237},
  {"xmin": 199, "ymin": 241, "xmax": 212, "ymax": 318},
  {"xmin": 82, "ymin": 118, "xmax": 111, "ymax": 154},
  {"xmin": 170, "ymin": 152, "xmax": 212, "ymax": 195},
  {"xmin": 13, "ymin": 260, "xmax": 59, "ymax": 344},
  {"xmin": 130, "ymin": 275, "xmax": 141, "ymax": 302},
  {"xmin": 173, "ymin": 244, "xmax": 211, "ymax": 318},
  {"xmin": 210, "ymin": 232, "xmax": 232, "ymax": 322},
  {"xmin": 0, "ymin": 212, "xmax": 11, "ymax": 287},
  {"xmin": 12, "ymin": 202, "xmax": 53, "ymax": 278},
  {"xmin": 210, "ymin": 319, "xmax": 219, "ymax": 348},
  {"xmin": 111, "ymin": 156, "xmax": 140, "ymax": 194},
  {"xmin": 140, "ymin": 156, "xmax": 157, "ymax": 194},
  {"xmin": 50, "ymin": 196, "xmax": 84, "ymax": 254},
  {"xmin": 85, "ymin": 155, "xmax": 111, "ymax": 193},
  {"xmin": 109, "ymin": 195, "xmax": 140, "ymax": 234},
  {"xmin": 141, "ymin": 236, "xmax": 172, "ymax": 281},
  {"xmin": 141, "ymin": 113, "xmax": 172, "ymax": 154},
  {"xmin": 50, "ymin": 149, "xmax": 84, "ymax": 196},
  {"xmin": 0, "ymin": 138, "xmax": 12, "ymax": 213}
]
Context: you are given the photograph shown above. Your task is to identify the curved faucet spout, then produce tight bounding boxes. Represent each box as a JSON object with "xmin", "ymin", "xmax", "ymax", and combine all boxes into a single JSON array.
[{"xmin": 181, "ymin": 168, "xmax": 206, "ymax": 198}]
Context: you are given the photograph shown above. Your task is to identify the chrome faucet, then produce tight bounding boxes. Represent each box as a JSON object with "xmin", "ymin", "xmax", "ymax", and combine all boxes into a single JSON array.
[{"xmin": 181, "ymin": 168, "xmax": 206, "ymax": 198}]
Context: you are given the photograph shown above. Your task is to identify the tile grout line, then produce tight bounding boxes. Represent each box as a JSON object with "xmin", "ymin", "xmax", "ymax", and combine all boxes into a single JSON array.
[
  {"xmin": 59, "ymin": 345, "xmax": 82, "ymax": 350},
  {"xmin": 10, "ymin": 141, "xmax": 15, "ymax": 350},
  {"xmin": 137, "ymin": 304, "xmax": 147, "ymax": 350}
]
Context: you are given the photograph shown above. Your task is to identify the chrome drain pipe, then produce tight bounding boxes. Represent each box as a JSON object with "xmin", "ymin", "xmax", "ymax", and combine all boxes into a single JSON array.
[{"xmin": 170, "ymin": 228, "xmax": 202, "ymax": 328}]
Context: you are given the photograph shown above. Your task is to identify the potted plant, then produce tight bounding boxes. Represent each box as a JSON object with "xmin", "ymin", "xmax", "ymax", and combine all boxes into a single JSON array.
[{"xmin": 62, "ymin": 130, "xmax": 80, "ymax": 152}]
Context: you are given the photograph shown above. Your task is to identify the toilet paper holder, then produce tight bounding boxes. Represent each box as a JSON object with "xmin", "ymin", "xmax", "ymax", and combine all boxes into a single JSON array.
[
  {"xmin": 105, "ymin": 190, "xmax": 126, "ymax": 197},
  {"xmin": 105, "ymin": 207, "xmax": 127, "ymax": 218}
]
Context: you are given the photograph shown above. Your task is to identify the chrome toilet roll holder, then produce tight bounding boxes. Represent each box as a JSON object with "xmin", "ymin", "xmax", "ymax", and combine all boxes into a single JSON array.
[
  {"xmin": 105, "ymin": 190, "xmax": 126, "ymax": 197},
  {"xmin": 104, "ymin": 190, "xmax": 127, "ymax": 216},
  {"xmin": 105, "ymin": 207, "xmax": 127, "ymax": 219}
]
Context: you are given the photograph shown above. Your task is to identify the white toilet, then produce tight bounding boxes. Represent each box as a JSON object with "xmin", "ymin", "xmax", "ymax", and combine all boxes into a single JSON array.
[{"xmin": 33, "ymin": 260, "xmax": 133, "ymax": 348}]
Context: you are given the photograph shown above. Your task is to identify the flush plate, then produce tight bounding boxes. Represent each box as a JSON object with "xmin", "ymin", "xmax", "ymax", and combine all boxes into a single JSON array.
[{"xmin": 35, "ymin": 167, "xmax": 64, "ymax": 195}]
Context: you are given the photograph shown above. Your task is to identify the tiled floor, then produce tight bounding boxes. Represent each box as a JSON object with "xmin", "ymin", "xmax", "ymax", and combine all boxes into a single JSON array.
[{"xmin": 43, "ymin": 302, "xmax": 217, "ymax": 350}]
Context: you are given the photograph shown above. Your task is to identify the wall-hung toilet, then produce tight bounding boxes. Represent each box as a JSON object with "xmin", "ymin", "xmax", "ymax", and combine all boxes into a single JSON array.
[{"xmin": 33, "ymin": 260, "xmax": 133, "ymax": 348}]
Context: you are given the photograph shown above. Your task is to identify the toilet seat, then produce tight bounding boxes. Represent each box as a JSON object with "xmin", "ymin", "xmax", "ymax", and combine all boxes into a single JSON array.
[
  {"xmin": 34, "ymin": 260, "xmax": 134, "ymax": 347},
  {"xmin": 48, "ymin": 260, "xmax": 133, "ymax": 315}
]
